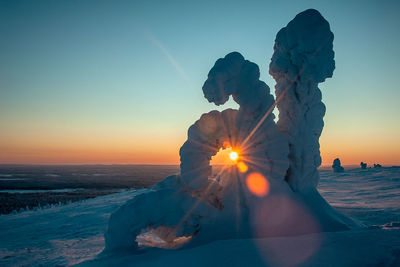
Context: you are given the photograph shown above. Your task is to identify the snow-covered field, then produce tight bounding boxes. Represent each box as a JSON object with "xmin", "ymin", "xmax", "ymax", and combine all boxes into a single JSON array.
[{"xmin": 1, "ymin": 167, "xmax": 399, "ymax": 266}]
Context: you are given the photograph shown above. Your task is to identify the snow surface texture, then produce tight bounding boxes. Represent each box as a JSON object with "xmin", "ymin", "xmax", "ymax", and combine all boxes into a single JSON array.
[{"xmin": 105, "ymin": 9, "xmax": 359, "ymax": 254}]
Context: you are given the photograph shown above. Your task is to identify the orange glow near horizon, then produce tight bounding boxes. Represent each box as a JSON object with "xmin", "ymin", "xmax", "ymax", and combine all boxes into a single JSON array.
[
  {"xmin": 0, "ymin": 135, "xmax": 182, "ymax": 165},
  {"xmin": 319, "ymin": 134, "xmax": 400, "ymax": 166},
  {"xmin": 0, "ymin": 147, "xmax": 180, "ymax": 165},
  {"xmin": 1, "ymin": 144, "xmax": 400, "ymax": 165},
  {"xmin": 1, "ymin": 142, "xmax": 400, "ymax": 166},
  {"xmin": 1, "ymin": 129, "xmax": 400, "ymax": 165},
  {"xmin": 210, "ymin": 146, "xmax": 249, "ymax": 172},
  {"xmin": 211, "ymin": 147, "xmax": 237, "ymax": 165}
]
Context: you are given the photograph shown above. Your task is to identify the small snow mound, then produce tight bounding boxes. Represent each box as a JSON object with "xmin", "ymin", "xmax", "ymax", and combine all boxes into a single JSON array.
[{"xmin": 332, "ymin": 158, "xmax": 345, "ymax": 173}]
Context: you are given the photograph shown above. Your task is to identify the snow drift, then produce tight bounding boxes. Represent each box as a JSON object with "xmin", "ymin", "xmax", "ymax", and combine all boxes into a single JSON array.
[{"xmin": 104, "ymin": 9, "xmax": 361, "ymax": 255}]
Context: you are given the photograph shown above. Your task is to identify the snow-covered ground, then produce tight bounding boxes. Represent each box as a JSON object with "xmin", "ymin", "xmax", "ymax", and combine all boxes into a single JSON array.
[
  {"xmin": 1, "ymin": 168, "xmax": 399, "ymax": 266},
  {"xmin": 0, "ymin": 189, "xmax": 141, "ymax": 266}
]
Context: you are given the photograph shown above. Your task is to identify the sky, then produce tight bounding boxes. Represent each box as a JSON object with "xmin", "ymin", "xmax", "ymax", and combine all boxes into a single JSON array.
[{"xmin": 0, "ymin": 0, "xmax": 399, "ymax": 166}]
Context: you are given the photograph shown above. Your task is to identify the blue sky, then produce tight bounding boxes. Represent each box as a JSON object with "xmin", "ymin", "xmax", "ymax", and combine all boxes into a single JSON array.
[{"xmin": 0, "ymin": 0, "xmax": 399, "ymax": 164}]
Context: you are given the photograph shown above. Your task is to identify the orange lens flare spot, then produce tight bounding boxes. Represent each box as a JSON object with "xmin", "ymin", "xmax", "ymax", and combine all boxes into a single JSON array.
[
  {"xmin": 229, "ymin": 151, "xmax": 238, "ymax": 161},
  {"xmin": 246, "ymin": 172, "xmax": 269, "ymax": 197},
  {"xmin": 237, "ymin": 161, "xmax": 248, "ymax": 173}
]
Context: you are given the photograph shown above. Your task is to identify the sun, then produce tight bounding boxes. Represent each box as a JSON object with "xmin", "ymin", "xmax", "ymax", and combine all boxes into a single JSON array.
[{"xmin": 229, "ymin": 151, "xmax": 239, "ymax": 161}]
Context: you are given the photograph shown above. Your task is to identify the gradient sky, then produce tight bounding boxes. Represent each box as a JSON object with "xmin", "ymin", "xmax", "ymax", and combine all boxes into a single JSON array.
[{"xmin": 1, "ymin": 0, "xmax": 399, "ymax": 165}]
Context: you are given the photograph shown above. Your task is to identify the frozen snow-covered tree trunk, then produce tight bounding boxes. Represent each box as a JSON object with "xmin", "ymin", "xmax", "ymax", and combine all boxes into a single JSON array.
[{"xmin": 270, "ymin": 9, "xmax": 335, "ymax": 192}]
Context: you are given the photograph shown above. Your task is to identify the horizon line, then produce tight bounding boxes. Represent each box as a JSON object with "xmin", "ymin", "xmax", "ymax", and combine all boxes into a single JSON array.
[{"xmin": 0, "ymin": 163, "xmax": 398, "ymax": 167}]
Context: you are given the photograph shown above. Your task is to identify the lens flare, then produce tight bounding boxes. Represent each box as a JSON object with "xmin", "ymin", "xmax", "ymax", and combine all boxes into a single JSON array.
[
  {"xmin": 237, "ymin": 161, "xmax": 248, "ymax": 173},
  {"xmin": 229, "ymin": 151, "xmax": 238, "ymax": 161},
  {"xmin": 246, "ymin": 172, "xmax": 269, "ymax": 197}
]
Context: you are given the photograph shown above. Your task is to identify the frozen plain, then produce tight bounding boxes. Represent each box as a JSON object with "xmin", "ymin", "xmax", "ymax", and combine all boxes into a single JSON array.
[{"xmin": 1, "ymin": 167, "xmax": 399, "ymax": 266}]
